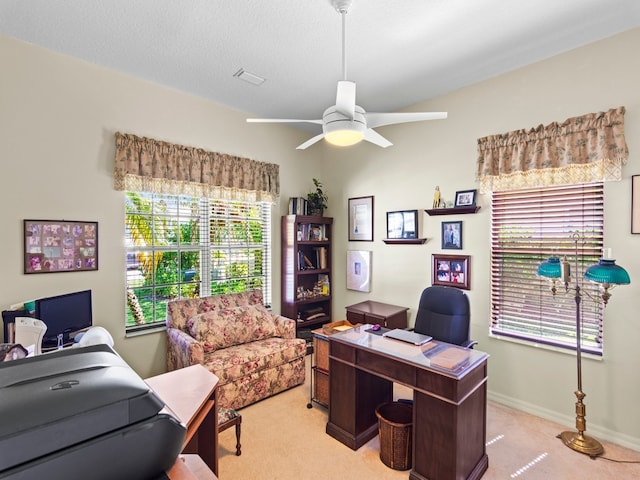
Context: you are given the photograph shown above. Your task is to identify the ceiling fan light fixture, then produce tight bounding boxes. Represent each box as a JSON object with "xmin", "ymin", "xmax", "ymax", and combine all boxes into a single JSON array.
[
  {"xmin": 325, "ymin": 128, "xmax": 364, "ymax": 147},
  {"xmin": 323, "ymin": 105, "xmax": 365, "ymax": 147},
  {"xmin": 246, "ymin": 0, "xmax": 446, "ymax": 149}
]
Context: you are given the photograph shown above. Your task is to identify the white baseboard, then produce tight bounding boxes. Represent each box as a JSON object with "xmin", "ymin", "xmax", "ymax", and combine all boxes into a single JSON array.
[{"xmin": 488, "ymin": 391, "xmax": 640, "ymax": 453}]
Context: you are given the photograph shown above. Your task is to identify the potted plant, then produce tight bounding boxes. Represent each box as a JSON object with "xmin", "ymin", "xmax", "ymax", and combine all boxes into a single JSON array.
[{"xmin": 307, "ymin": 178, "xmax": 328, "ymax": 216}]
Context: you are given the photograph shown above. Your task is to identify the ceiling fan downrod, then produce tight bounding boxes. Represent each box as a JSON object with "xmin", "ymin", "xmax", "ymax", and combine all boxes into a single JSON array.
[{"xmin": 332, "ymin": 0, "xmax": 353, "ymax": 81}]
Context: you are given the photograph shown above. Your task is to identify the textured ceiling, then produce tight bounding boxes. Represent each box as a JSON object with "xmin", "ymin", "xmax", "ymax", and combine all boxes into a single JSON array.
[{"xmin": 2, "ymin": 0, "xmax": 640, "ymax": 124}]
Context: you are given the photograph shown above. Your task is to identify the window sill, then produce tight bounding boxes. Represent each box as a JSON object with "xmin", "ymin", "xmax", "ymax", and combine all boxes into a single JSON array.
[
  {"xmin": 125, "ymin": 324, "xmax": 167, "ymax": 338},
  {"xmin": 488, "ymin": 333, "xmax": 603, "ymax": 361}
]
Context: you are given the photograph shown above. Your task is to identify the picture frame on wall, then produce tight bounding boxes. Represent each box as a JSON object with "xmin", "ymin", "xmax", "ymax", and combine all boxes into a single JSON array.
[
  {"xmin": 432, "ymin": 253, "xmax": 470, "ymax": 290},
  {"xmin": 454, "ymin": 189, "xmax": 477, "ymax": 207},
  {"xmin": 348, "ymin": 196, "xmax": 374, "ymax": 241},
  {"xmin": 386, "ymin": 210, "xmax": 418, "ymax": 239},
  {"xmin": 24, "ymin": 219, "xmax": 98, "ymax": 274},
  {"xmin": 441, "ymin": 220, "xmax": 462, "ymax": 250},
  {"xmin": 346, "ymin": 250, "xmax": 371, "ymax": 292}
]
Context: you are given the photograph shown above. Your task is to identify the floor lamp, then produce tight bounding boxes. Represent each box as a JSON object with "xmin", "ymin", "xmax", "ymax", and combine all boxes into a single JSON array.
[{"xmin": 537, "ymin": 235, "xmax": 630, "ymax": 457}]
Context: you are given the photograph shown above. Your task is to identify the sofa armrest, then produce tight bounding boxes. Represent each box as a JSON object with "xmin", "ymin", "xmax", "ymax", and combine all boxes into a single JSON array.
[
  {"xmin": 273, "ymin": 315, "xmax": 296, "ymax": 339},
  {"xmin": 166, "ymin": 327, "xmax": 204, "ymax": 371}
]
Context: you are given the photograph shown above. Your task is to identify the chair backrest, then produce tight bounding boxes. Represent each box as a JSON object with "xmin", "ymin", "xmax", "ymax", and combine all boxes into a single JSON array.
[
  {"xmin": 414, "ymin": 286, "xmax": 472, "ymax": 347},
  {"xmin": 14, "ymin": 317, "xmax": 47, "ymax": 355}
]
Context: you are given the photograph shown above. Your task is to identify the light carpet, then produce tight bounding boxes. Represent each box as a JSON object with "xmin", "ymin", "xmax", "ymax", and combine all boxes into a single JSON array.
[{"xmin": 218, "ymin": 358, "xmax": 639, "ymax": 479}]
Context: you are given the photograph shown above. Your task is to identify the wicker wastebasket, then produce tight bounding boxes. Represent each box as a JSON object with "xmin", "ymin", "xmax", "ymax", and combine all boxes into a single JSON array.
[{"xmin": 375, "ymin": 402, "xmax": 413, "ymax": 470}]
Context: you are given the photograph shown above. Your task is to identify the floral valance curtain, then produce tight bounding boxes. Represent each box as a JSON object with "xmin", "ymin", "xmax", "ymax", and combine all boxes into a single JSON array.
[
  {"xmin": 476, "ymin": 106, "xmax": 628, "ymax": 193},
  {"xmin": 113, "ymin": 132, "xmax": 280, "ymax": 203}
]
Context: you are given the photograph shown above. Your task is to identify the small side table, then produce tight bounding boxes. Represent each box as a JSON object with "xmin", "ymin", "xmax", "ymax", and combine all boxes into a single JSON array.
[
  {"xmin": 145, "ymin": 365, "xmax": 219, "ymax": 475},
  {"xmin": 218, "ymin": 408, "xmax": 242, "ymax": 456},
  {"xmin": 308, "ymin": 321, "xmax": 359, "ymax": 409},
  {"xmin": 345, "ymin": 300, "xmax": 409, "ymax": 329}
]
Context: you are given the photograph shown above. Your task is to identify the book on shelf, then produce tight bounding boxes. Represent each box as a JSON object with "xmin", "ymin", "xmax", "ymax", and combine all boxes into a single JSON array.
[
  {"xmin": 303, "ymin": 255, "xmax": 315, "ymax": 269},
  {"xmin": 297, "ymin": 223, "xmax": 326, "ymax": 241},
  {"xmin": 288, "ymin": 197, "xmax": 308, "ymax": 215},
  {"xmin": 309, "ymin": 226, "xmax": 322, "ymax": 241},
  {"xmin": 297, "ymin": 250, "xmax": 316, "ymax": 270},
  {"xmin": 314, "ymin": 247, "xmax": 327, "ymax": 269}
]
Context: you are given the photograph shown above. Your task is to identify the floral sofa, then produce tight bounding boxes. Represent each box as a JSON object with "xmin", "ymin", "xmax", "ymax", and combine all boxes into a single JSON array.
[{"xmin": 166, "ymin": 290, "xmax": 306, "ymax": 410}]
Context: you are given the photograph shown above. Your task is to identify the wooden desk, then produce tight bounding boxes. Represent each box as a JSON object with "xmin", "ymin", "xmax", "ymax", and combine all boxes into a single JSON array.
[
  {"xmin": 345, "ymin": 300, "xmax": 408, "ymax": 329},
  {"xmin": 146, "ymin": 365, "xmax": 219, "ymax": 476},
  {"xmin": 327, "ymin": 325, "xmax": 489, "ymax": 480}
]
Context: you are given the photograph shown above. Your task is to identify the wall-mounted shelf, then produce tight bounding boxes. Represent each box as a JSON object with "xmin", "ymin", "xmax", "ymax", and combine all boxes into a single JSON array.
[
  {"xmin": 382, "ymin": 238, "xmax": 427, "ymax": 245},
  {"xmin": 425, "ymin": 206, "xmax": 481, "ymax": 216}
]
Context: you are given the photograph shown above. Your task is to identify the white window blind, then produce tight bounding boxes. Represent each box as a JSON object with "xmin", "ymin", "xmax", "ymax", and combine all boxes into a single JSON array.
[
  {"xmin": 490, "ymin": 183, "xmax": 604, "ymax": 354},
  {"xmin": 125, "ymin": 193, "xmax": 271, "ymax": 331}
]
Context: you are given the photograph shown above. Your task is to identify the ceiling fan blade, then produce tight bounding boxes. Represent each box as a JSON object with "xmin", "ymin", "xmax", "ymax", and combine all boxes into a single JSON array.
[
  {"xmin": 296, "ymin": 133, "xmax": 326, "ymax": 150},
  {"xmin": 363, "ymin": 128, "xmax": 393, "ymax": 148},
  {"xmin": 335, "ymin": 81, "xmax": 356, "ymax": 119},
  {"xmin": 247, "ymin": 118, "xmax": 323, "ymax": 125},
  {"xmin": 364, "ymin": 111, "xmax": 448, "ymax": 129}
]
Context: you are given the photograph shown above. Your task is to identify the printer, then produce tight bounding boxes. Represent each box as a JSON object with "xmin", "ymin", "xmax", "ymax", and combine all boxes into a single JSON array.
[{"xmin": 0, "ymin": 344, "xmax": 186, "ymax": 480}]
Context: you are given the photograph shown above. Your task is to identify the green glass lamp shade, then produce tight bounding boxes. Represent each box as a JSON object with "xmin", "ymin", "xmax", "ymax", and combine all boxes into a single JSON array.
[
  {"xmin": 584, "ymin": 259, "xmax": 631, "ymax": 285},
  {"xmin": 537, "ymin": 257, "xmax": 562, "ymax": 278}
]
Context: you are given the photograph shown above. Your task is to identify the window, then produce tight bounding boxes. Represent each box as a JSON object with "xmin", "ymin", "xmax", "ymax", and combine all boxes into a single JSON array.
[
  {"xmin": 125, "ymin": 192, "xmax": 271, "ymax": 331},
  {"xmin": 490, "ymin": 183, "xmax": 604, "ymax": 355}
]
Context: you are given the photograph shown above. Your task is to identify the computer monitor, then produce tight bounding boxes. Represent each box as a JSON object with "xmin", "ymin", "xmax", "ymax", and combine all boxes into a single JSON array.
[{"xmin": 35, "ymin": 290, "xmax": 93, "ymax": 348}]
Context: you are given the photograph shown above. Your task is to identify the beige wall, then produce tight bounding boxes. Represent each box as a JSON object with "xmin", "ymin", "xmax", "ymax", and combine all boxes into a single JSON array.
[
  {"xmin": 1, "ymin": 27, "xmax": 639, "ymax": 450},
  {"xmin": 0, "ymin": 34, "xmax": 320, "ymax": 375},
  {"xmin": 321, "ymin": 28, "xmax": 640, "ymax": 451}
]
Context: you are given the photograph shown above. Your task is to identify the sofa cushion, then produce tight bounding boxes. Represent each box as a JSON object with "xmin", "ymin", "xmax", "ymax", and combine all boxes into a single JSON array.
[
  {"xmin": 166, "ymin": 290, "xmax": 265, "ymax": 330},
  {"xmin": 202, "ymin": 337, "xmax": 307, "ymax": 386},
  {"xmin": 187, "ymin": 305, "xmax": 277, "ymax": 353}
]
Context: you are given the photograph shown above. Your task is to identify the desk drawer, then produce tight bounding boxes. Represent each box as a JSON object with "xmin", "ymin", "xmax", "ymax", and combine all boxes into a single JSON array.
[
  {"xmin": 358, "ymin": 350, "xmax": 415, "ymax": 385},
  {"xmin": 346, "ymin": 311, "xmax": 365, "ymax": 324},
  {"xmin": 330, "ymin": 341, "xmax": 356, "ymax": 363}
]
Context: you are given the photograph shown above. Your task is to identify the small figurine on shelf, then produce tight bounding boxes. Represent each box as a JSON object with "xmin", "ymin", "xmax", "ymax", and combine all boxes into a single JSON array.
[
  {"xmin": 433, "ymin": 186, "xmax": 441, "ymax": 208},
  {"xmin": 322, "ymin": 277, "xmax": 330, "ymax": 295}
]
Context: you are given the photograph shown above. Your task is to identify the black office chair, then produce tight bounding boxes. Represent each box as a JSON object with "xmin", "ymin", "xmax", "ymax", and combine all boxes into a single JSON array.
[
  {"xmin": 399, "ymin": 286, "xmax": 477, "ymax": 406},
  {"xmin": 412, "ymin": 286, "xmax": 476, "ymax": 348}
]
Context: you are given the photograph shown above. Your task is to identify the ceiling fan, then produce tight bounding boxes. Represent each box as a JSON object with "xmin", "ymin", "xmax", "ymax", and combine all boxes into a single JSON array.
[{"xmin": 247, "ymin": 0, "xmax": 447, "ymax": 150}]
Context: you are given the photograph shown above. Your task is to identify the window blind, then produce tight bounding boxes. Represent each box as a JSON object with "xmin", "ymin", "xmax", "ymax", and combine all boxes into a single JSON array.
[
  {"xmin": 490, "ymin": 183, "xmax": 604, "ymax": 354},
  {"xmin": 208, "ymin": 200, "xmax": 271, "ymax": 307},
  {"xmin": 125, "ymin": 193, "xmax": 271, "ymax": 331}
]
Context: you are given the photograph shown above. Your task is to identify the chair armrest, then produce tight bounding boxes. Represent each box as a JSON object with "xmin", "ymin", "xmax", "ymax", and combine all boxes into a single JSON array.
[
  {"xmin": 273, "ymin": 315, "xmax": 296, "ymax": 339},
  {"xmin": 166, "ymin": 327, "xmax": 204, "ymax": 370}
]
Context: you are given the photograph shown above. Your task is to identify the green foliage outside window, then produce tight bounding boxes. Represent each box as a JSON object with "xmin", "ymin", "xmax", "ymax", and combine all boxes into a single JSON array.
[{"xmin": 125, "ymin": 193, "xmax": 270, "ymax": 329}]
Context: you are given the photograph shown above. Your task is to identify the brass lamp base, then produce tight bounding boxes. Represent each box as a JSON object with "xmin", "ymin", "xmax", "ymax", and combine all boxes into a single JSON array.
[{"xmin": 559, "ymin": 430, "xmax": 604, "ymax": 458}]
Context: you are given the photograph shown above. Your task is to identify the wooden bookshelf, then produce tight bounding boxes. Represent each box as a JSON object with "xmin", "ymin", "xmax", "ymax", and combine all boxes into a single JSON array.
[{"xmin": 281, "ymin": 215, "xmax": 333, "ymax": 337}]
